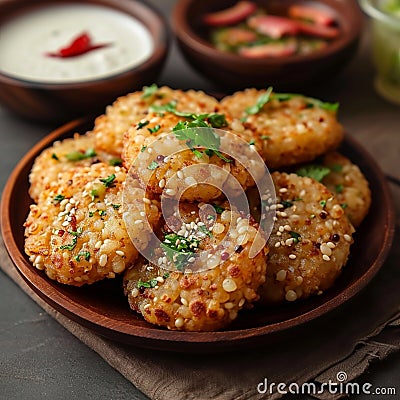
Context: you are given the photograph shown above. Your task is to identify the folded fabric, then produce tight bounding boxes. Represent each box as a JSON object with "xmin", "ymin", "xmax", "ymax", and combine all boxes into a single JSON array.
[{"xmin": 1, "ymin": 222, "xmax": 399, "ymax": 400}]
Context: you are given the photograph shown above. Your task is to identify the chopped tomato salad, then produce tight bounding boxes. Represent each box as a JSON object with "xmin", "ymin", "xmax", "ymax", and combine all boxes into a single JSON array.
[{"xmin": 203, "ymin": 2, "xmax": 339, "ymax": 57}]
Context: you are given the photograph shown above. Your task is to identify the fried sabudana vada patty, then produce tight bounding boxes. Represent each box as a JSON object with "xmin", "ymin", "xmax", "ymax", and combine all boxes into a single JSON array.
[
  {"xmin": 122, "ymin": 111, "xmax": 261, "ymax": 203},
  {"xmin": 24, "ymin": 163, "xmax": 160, "ymax": 286},
  {"xmin": 320, "ymin": 152, "xmax": 371, "ymax": 227},
  {"xmin": 123, "ymin": 202, "xmax": 268, "ymax": 331},
  {"xmin": 93, "ymin": 86, "xmax": 220, "ymax": 158},
  {"xmin": 257, "ymin": 172, "xmax": 355, "ymax": 305},
  {"xmin": 29, "ymin": 133, "xmax": 104, "ymax": 203},
  {"xmin": 220, "ymin": 89, "xmax": 344, "ymax": 169}
]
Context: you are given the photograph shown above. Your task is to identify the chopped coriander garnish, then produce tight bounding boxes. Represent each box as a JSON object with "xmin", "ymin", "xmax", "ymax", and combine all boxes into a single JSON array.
[
  {"xmin": 151, "ymin": 107, "xmax": 229, "ymax": 163},
  {"xmin": 335, "ymin": 184, "xmax": 344, "ymax": 193},
  {"xmin": 60, "ymin": 241, "xmax": 77, "ymax": 251},
  {"xmin": 162, "ymin": 272, "xmax": 170, "ymax": 279},
  {"xmin": 51, "ymin": 153, "xmax": 59, "ymax": 161},
  {"xmin": 112, "ymin": 204, "xmax": 121, "ymax": 209},
  {"xmin": 245, "ymin": 87, "xmax": 273, "ymax": 115},
  {"xmin": 148, "ymin": 124, "xmax": 161, "ymax": 134},
  {"xmin": 148, "ymin": 160, "xmax": 159, "ymax": 170},
  {"xmin": 100, "ymin": 174, "xmax": 116, "ymax": 188},
  {"xmin": 53, "ymin": 194, "xmax": 65, "ymax": 204},
  {"xmin": 207, "ymin": 215, "xmax": 216, "ymax": 220},
  {"xmin": 207, "ymin": 113, "xmax": 228, "ymax": 128},
  {"xmin": 271, "ymin": 92, "xmax": 339, "ymax": 111},
  {"xmin": 173, "ymin": 113, "xmax": 228, "ymax": 130},
  {"xmin": 213, "ymin": 150, "xmax": 232, "ymax": 163},
  {"xmin": 313, "ymin": 99, "xmax": 339, "ymax": 111},
  {"xmin": 137, "ymin": 278, "xmax": 158, "ymax": 289},
  {"xmin": 160, "ymin": 233, "xmax": 199, "ymax": 271},
  {"xmin": 141, "ymin": 145, "xmax": 147, "ymax": 152},
  {"xmin": 173, "ymin": 119, "xmax": 232, "ymax": 163},
  {"xmin": 70, "ymin": 227, "xmax": 83, "ymax": 237},
  {"xmin": 261, "ymin": 135, "xmax": 271, "ymax": 140},
  {"xmin": 320, "ymin": 200, "xmax": 327, "ymax": 208},
  {"xmin": 137, "ymin": 120, "xmax": 150, "ymax": 130},
  {"xmin": 278, "ymin": 198, "xmax": 301, "ymax": 209},
  {"xmin": 172, "ymin": 120, "xmax": 188, "ymax": 132},
  {"xmin": 212, "ymin": 204, "xmax": 225, "ymax": 214},
  {"xmin": 150, "ymin": 104, "xmax": 229, "ymax": 158},
  {"xmin": 199, "ymin": 225, "xmax": 212, "ymax": 237},
  {"xmin": 141, "ymin": 83, "xmax": 159, "ymax": 99},
  {"xmin": 149, "ymin": 100, "xmax": 179, "ymax": 115},
  {"xmin": 290, "ymin": 231, "xmax": 301, "ymax": 244},
  {"xmin": 296, "ymin": 164, "xmax": 331, "ymax": 182},
  {"xmin": 163, "ymin": 233, "xmax": 199, "ymax": 252},
  {"xmin": 341, "ymin": 203, "xmax": 348, "ymax": 209},
  {"xmin": 74, "ymin": 251, "xmax": 90, "ymax": 262},
  {"xmin": 173, "ymin": 120, "xmax": 221, "ymax": 150},
  {"xmin": 59, "ymin": 228, "xmax": 82, "ymax": 251},
  {"xmin": 281, "ymin": 200, "xmax": 293, "ymax": 209},
  {"xmin": 66, "ymin": 148, "xmax": 96, "ymax": 161},
  {"xmin": 99, "ymin": 210, "xmax": 107, "ymax": 217},
  {"xmin": 191, "ymin": 149, "xmax": 203, "ymax": 159},
  {"xmin": 89, "ymin": 211, "xmax": 95, "ymax": 217},
  {"xmin": 248, "ymin": 139, "xmax": 255, "ymax": 146},
  {"xmin": 151, "ymin": 100, "xmax": 228, "ymax": 129},
  {"xmin": 271, "ymin": 93, "xmax": 295, "ymax": 102},
  {"xmin": 65, "ymin": 151, "xmax": 84, "ymax": 161},
  {"xmin": 109, "ymin": 158, "xmax": 122, "ymax": 166}
]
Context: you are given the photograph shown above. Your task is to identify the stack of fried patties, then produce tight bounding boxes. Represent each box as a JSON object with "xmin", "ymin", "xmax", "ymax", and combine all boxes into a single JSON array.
[{"xmin": 24, "ymin": 85, "xmax": 370, "ymax": 331}]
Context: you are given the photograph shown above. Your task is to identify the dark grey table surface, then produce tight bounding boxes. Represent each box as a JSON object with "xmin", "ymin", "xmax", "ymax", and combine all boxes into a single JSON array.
[{"xmin": 1, "ymin": 1, "xmax": 399, "ymax": 399}]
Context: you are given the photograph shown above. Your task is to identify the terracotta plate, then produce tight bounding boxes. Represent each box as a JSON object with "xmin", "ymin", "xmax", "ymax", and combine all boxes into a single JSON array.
[{"xmin": 0, "ymin": 117, "xmax": 395, "ymax": 353}]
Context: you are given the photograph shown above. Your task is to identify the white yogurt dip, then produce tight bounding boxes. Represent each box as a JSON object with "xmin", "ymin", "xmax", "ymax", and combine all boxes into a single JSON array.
[{"xmin": 0, "ymin": 4, "xmax": 154, "ymax": 83}]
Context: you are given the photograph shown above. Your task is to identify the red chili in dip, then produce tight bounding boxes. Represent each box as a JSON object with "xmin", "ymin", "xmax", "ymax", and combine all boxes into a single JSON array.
[{"xmin": 46, "ymin": 32, "xmax": 111, "ymax": 58}]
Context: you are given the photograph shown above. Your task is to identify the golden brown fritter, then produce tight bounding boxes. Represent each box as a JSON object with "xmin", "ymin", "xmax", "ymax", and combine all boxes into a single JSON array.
[
  {"xmin": 258, "ymin": 172, "xmax": 355, "ymax": 304},
  {"xmin": 122, "ymin": 111, "xmax": 262, "ymax": 203},
  {"xmin": 29, "ymin": 133, "xmax": 108, "ymax": 202},
  {"xmin": 321, "ymin": 152, "xmax": 371, "ymax": 227},
  {"xmin": 24, "ymin": 163, "xmax": 160, "ymax": 286},
  {"xmin": 123, "ymin": 202, "xmax": 268, "ymax": 331},
  {"xmin": 93, "ymin": 86, "xmax": 220, "ymax": 157},
  {"xmin": 220, "ymin": 89, "xmax": 344, "ymax": 168}
]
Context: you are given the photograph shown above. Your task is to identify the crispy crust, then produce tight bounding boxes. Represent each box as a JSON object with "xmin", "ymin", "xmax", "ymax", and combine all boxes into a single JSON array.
[
  {"xmin": 24, "ymin": 163, "xmax": 160, "ymax": 286},
  {"xmin": 220, "ymin": 88, "xmax": 344, "ymax": 168},
  {"xmin": 321, "ymin": 152, "xmax": 371, "ymax": 227},
  {"xmin": 123, "ymin": 202, "xmax": 268, "ymax": 331},
  {"xmin": 93, "ymin": 86, "xmax": 220, "ymax": 157},
  {"xmin": 29, "ymin": 133, "xmax": 103, "ymax": 202},
  {"xmin": 122, "ymin": 111, "xmax": 258, "ymax": 202},
  {"xmin": 257, "ymin": 172, "xmax": 355, "ymax": 304}
]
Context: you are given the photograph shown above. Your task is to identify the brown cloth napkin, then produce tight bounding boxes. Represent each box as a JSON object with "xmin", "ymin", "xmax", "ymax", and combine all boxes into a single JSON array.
[{"xmin": 1, "ymin": 184, "xmax": 399, "ymax": 400}]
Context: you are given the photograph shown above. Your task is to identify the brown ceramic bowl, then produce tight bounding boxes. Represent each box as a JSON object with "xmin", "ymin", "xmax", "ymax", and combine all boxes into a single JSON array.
[
  {"xmin": 0, "ymin": 117, "xmax": 394, "ymax": 353},
  {"xmin": 0, "ymin": 0, "xmax": 169, "ymax": 123},
  {"xmin": 172, "ymin": 0, "xmax": 363, "ymax": 90}
]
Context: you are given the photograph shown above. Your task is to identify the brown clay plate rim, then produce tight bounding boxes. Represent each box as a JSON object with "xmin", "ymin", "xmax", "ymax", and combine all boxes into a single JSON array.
[{"xmin": 0, "ymin": 117, "xmax": 395, "ymax": 352}]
